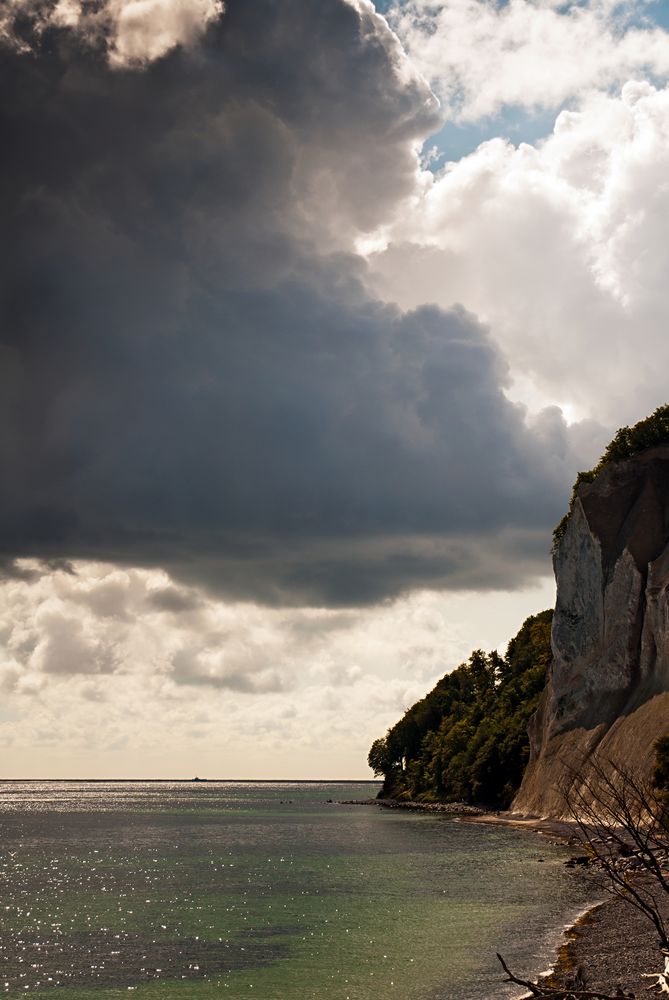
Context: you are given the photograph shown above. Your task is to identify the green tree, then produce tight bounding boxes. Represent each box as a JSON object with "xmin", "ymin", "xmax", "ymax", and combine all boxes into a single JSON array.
[
  {"xmin": 367, "ymin": 610, "xmax": 553, "ymax": 807},
  {"xmin": 367, "ymin": 737, "xmax": 391, "ymax": 777}
]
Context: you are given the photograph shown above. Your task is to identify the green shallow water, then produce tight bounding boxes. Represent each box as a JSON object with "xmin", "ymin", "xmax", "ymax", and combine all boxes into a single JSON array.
[{"xmin": 0, "ymin": 781, "xmax": 595, "ymax": 999}]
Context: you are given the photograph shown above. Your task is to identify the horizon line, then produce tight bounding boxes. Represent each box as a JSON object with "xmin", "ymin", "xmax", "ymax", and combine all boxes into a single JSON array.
[{"xmin": 0, "ymin": 777, "xmax": 379, "ymax": 783}]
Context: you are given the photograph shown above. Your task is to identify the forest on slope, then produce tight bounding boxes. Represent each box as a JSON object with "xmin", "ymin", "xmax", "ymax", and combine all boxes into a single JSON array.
[{"xmin": 368, "ymin": 610, "xmax": 552, "ymax": 808}]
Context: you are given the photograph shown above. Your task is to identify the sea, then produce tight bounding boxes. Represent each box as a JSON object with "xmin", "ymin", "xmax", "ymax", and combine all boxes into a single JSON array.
[{"xmin": 0, "ymin": 781, "xmax": 597, "ymax": 999}]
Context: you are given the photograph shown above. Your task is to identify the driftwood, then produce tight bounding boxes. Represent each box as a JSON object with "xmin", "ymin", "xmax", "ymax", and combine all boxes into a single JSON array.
[
  {"xmin": 496, "ymin": 953, "xmax": 635, "ymax": 998},
  {"xmin": 641, "ymin": 952, "xmax": 669, "ymax": 993}
]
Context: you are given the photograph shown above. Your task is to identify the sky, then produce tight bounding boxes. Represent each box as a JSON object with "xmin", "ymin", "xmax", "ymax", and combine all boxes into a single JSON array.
[{"xmin": 2, "ymin": 0, "xmax": 669, "ymax": 779}]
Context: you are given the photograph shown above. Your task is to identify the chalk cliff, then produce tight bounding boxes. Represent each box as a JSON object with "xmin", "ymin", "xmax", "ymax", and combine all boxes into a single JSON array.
[{"xmin": 513, "ymin": 445, "xmax": 669, "ymax": 817}]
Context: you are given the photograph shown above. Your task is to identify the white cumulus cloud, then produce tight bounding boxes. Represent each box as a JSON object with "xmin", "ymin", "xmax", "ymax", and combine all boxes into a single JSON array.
[
  {"xmin": 386, "ymin": 0, "xmax": 669, "ymax": 120},
  {"xmin": 369, "ymin": 81, "xmax": 669, "ymax": 427}
]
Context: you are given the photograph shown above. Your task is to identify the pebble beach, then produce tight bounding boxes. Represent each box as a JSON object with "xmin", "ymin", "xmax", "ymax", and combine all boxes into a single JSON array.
[{"xmin": 550, "ymin": 888, "xmax": 669, "ymax": 997}]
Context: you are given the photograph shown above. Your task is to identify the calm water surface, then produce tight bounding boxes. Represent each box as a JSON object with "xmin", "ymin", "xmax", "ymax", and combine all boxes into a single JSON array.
[{"xmin": 0, "ymin": 781, "xmax": 595, "ymax": 999}]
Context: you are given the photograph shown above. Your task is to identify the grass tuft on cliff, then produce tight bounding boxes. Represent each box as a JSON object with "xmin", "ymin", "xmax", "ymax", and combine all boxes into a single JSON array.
[
  {"xmin": 368, "ymin": 610, "xmax": 552, "ymax": 809},
  {"xmin": 553, "ymin": 404, "xmax": 669, "ymax": 548}
]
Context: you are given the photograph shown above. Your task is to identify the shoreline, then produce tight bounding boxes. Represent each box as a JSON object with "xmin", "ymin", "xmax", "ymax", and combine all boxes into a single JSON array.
[
  {"xmin": 546, "ymin": 888, "xmax": 669, "ymax": 996},
  {"xmin": 466, "ymin": 811, "xmax": 669, "ymax": 997},
  {"xmin": 347, "ymin": 799, "xmax": 666, "ymax": 996},
  {"xmin": 344, "ymin": 796, "xmax": 580, "ymax": 839},
  {"xmin": 468, "ymin": 810, "xmax": 669, "ymax": 994}
]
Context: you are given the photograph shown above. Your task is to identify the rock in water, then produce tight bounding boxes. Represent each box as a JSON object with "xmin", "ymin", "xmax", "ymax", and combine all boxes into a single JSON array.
[{"xmin": 513, "ymin": 445, "xmax": 669, "ymax": 817}]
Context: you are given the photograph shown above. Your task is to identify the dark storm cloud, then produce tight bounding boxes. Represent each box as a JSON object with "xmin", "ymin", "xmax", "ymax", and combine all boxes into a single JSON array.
[
  {"xmin": 0, "ymin": 0, "xmax": 585, "ymax": 605},
  {"xmin": 146, "ymin": 587, "xmax": 204, "ymax": 614},
  {"xmin": 0, "ymin": 559, "xmax": 40, "ymax": 582}
]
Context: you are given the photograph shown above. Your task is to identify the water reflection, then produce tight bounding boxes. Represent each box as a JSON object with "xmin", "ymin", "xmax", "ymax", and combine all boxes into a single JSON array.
[{"xmin": 0, "ymin": 782, "xmax": 594, "ymax": 999}]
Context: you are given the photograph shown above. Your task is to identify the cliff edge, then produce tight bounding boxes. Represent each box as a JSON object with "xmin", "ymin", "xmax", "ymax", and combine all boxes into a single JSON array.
[{"xmin": 513, "ymin": 444, "xmax": 669, "ymax": 817}]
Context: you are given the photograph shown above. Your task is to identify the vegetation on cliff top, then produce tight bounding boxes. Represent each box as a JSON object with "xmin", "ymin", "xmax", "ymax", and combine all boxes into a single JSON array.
[
  {"xmin": 553, "ymin": 403, "xmax": 669, "ymax": 548},
  {"xmin": 655, "ymin": 734, "xmax": 669, "ymax": 797},
  {"xmin": 368, "ymin": 609, "xmax": 552, "ymax": 809}
]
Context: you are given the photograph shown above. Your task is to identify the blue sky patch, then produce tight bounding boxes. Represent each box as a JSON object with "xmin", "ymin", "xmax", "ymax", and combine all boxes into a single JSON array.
[{"xmin": 423, "ymin": 105, "xmax": 560, "ymax": 166}]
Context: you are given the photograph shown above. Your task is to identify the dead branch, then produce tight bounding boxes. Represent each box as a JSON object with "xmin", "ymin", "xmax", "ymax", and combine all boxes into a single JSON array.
[
  {"xmin": 559, "ymin": 754, "xmax": 669, "ymax": 950},
  {"xmin": 496, "ymin": 953, "xmax": 634, "ymax": 998},
  {"xmin": 497, "ymin": 754, "xmax": 669, "ymax": 998}
]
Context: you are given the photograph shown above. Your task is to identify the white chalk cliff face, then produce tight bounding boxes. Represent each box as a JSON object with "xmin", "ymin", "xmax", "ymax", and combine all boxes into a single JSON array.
[{"xmin": 514, "ymin": 446, "xmax": 669, "ymax": 817}]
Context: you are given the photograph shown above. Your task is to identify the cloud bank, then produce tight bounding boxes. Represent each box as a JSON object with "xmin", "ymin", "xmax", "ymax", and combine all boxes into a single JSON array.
[
  {"xmin": 0, "ymin": 0, "xmax": 596, "ymax": 607},
  {"xmin": 8, "ymin": 0, "xmax": 669, "ymax": 776},
  {"xmin": 1, "ymin": 559, "xmax": 548, "ymax": 776}
]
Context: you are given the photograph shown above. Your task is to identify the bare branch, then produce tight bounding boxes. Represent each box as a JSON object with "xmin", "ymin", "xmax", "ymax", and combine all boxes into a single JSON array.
[
  {"xmin": 496, "ymin": 953, "xmax": 634, "ymax": 999},
  {"xmin": 558, "ymin": 753, "xmax": 669, "ymax": 949},
  {"xmin": 498, "ymin": 752, "xmax": 669, "ymax": 997}
]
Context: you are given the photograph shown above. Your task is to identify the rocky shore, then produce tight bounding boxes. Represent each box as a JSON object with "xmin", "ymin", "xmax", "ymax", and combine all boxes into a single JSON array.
[
  {"xmin": 548, "ymin": 887, "xmax": 669, "ymax": 997},
  {"xmin": 355, "ymin": 801, "xmax": 669, "ymax": 996},
  {"xmin": 337, "ymin": 796, "xmax": 486, "ymax": 814},
  {"xmin": 376, "ymin": 797, "xmax": 486, "ymax": 815},
  {"xmin": 469, "ymin": 810, "xmax": 669, "ymax": 996}
]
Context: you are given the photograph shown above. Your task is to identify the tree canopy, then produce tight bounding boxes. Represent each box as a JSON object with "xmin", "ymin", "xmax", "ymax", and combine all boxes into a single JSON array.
[{"xmin": 369, "ymin": 609, "xmax": 552, "ymax": 808}]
